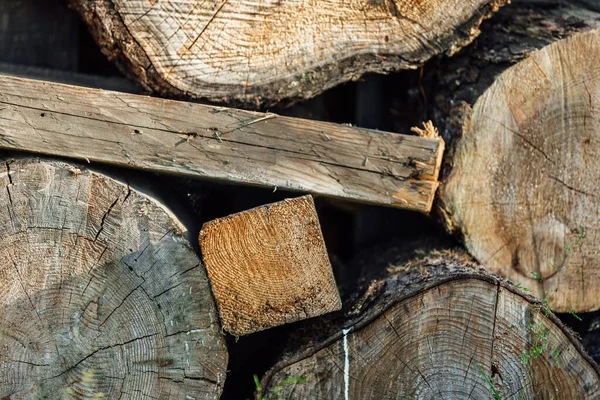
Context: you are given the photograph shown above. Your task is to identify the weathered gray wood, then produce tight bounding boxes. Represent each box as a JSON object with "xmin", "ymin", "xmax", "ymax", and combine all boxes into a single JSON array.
[
  {"xmin": 0, "ymin": 157, "xmax": 228, "ymax": 398},
  {"xmin": 0, "ymin": 75, "xmax": 444, "ymax": 212},
  {"xmin": 260, "ymin": 244, "xmax": 600, "ymax": 399}
]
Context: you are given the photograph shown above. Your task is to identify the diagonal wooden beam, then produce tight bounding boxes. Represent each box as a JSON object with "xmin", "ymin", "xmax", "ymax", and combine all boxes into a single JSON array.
[{"xmin": 0, "ymin": 75, "xmax": 443, "ymax": 212}]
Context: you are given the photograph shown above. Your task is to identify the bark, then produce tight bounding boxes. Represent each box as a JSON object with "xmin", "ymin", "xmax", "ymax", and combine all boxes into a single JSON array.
[
  {"xmin": 429, "ymin": 1, "xmax": 600, "ymax": 312},
  {"xmin": 260, "ymin": 241, "xmax": 600, "ymax": 399},
  {"xmin": 67, "ymin": 0, "xmax": 508, "ymax": 107},
  {"xmin": 427, "ymin": 0, "xmax": 600, "ymax": 145},
  {"xmin": 199, "ymin": 195, "xmax": 341, "ymax": 336},
  {"xmin": 0, "ymin": 157, "xmax": 227, "ymax": 399}
]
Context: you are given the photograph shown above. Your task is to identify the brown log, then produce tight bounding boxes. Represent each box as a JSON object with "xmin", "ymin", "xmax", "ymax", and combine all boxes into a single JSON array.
[
  {"xmin": 200, "ymin": 195, "xmax": 341, "ymax": 336},
  {"xmin": 260, "ymin": 241, "xmax": 600, "ymax": 399},
  {"xmin": 429, "ymin": 1, "xmax": 600, "ymax": 313},
  {"xmin": 0, "ymin": 157, "xmax": 227, "ymax": 399},
  {"xmin": 67, "ymin": 0, "xmax": 507, "ymax": 106},
  {"xmin": 0, "ymin": 74, "xmax": 444, "ymax": 212}
]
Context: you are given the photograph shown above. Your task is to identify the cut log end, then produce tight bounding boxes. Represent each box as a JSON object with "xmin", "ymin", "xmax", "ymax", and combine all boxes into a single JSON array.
[
  {"xmin": 261, "ymin": 247, "xmax": 600, "ymax": 399},
  {"xmin": 68, "ymin": 0, "xmax": 508, "ymax": 106},
  {"xmin": 0, "ymin": 158, "xmax": 227, "ymax": 399},
  {"xmin": 200, "ymin": 195, "xmax": 341, "ymax": 336},
  {"xmin": 438, "ymin": 28, "xmax": 600, "ymax": 313}
]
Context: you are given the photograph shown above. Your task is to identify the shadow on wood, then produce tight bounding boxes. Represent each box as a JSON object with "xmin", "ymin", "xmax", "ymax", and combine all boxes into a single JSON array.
[
  {"xmin": 261, "ymin": 242, "xmax": 600, "ymax": 399},
  {"xmin": 67, "ymin": 0, "xmax": 508, "ymax": 106},
  {"xmin": 0, "ymin": 157, "xmax": 227, "ymax": 398}
]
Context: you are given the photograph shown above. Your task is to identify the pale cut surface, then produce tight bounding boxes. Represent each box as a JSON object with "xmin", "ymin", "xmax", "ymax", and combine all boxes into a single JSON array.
[
  {"xmin": 199, "ymin": 195, "xmax": 341, "ymax": 336},
  {"xmin": 69, "ymin": 0, "xmax": 507, "ymax": 104},
  {"xmin": 0, "ymin": 75, "xmax": 443, "ymax": 212},
  {"xmin": 0, "ymin": 158, "xmax": 227, "ymax": 399},
  {"xmin": 264, "ymin": 279, "xmax": 600, "ymax": 399},
  {"xmin": 439, "ymin": 28, "xmax": 600, "ymax": 313}
]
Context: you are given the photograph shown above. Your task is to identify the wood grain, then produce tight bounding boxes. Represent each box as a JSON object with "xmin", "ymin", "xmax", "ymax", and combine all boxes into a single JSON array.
[
  {"xmin": 438, "ymin": 28, "xmax": 600, "ymax": 313},
  {"xmin": 199, "ymin": 195, "xmax": 341, "ymax": 336},
  {"xmin": 68, "ymin": 0, "xmax": 507, "ymax": 105},
  {"xmin": 0, "ymin": 74, "xmax": 443, "ymax": 212},
  {"xmin": 261, "ymin": 247, "xmax": 600, "ymax": 399},
  {"xmin": 0, "ymin": 157, "xmax": 227, "ymax": 399}
]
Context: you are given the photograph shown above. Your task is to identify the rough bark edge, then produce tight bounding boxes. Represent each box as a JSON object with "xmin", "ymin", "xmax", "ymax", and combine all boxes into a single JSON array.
[
  {"xmin": 65, "ymin": 0, "xmax": 175, "ymax": 94},
  {"xmin": 259, "ymin": 247, "xmax": 600, "ymax": 395},
  {"xmin": 433, "ymin": 103, "xmax": 472, "ymax": 237},
  {"xmin": 67, "ymin": 0, "xmax": 508, "ymax": 108}
]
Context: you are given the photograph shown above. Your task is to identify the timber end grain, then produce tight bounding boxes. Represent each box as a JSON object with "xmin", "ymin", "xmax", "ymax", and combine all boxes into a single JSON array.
[{"xmin": 199, "ymin": 195, "xmax": 341, "ymax": 335}]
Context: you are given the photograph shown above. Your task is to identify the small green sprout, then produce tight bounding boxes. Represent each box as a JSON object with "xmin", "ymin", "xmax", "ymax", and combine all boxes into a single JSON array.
[
  {"xmin": 514, "ymin": 284, "xmax": 530, "ymax": 292},
  {"xmin": 256, "ymin": 374, "xmax": 308, "ymax": 400},
  {"xmin": 254, "ymin": 375, "xmax": 264, "ymax": 400},
  {"xmin": 530, "ymin": 272, "xmax": 543, "ymax": 281},
  {"xmin": 477, "ymin": 365, "xmax": 502, "ymax": 400}
]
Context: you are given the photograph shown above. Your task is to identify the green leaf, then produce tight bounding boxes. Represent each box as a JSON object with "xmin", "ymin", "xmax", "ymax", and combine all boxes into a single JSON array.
[
  {"xmin": 254, "ymin": 374, "xmax": 262, "ymax": 393},
  {"xmin": 477, "ymin": 365, "xmax": 502, "ymax": 400}
]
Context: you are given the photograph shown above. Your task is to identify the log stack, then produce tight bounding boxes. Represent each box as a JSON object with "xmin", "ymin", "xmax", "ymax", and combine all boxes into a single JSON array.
[
  {"xmin": 260, "ymin": 243, "xmax": 600, "ymax": 399},
  {"xmin": 0, "ymin": 0, "xmax": 598, "ymax": 398}
]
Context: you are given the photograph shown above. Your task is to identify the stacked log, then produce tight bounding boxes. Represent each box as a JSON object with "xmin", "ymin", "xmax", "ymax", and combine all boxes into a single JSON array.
[
  {"xmin": 67, "ymin": 0, "xmax": 508, "ymax": 106},
  {"xmin": 430, "ymin": 2, "xmax": 600, "ymax": 312},
  {"xmin": 0, "ymin": 158, "xmax": 227, "ymax": 398},
  {"xmin": 260, "ymin": 243, "xmax": 600, "ymax": 399}
]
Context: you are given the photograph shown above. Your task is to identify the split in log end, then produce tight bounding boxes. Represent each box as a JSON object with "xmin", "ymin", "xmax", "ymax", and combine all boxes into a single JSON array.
[
  {"xmin": 68, "ymin": 0, "xmax": 509, "ymax": 106},
  {"xmin": 437, "ymin": 28, "xmax": 600, "ymax": 313},
  {"xmin": 0, "ymin": 157, "xmax": 228, "ymax": 399}
]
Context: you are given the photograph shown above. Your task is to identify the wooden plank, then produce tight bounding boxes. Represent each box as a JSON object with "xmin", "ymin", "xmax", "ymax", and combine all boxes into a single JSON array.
[
  {"xmin": 200, "ymin": 195, "xmax": 341, "ymax": 335},
  {"xmin": 0, "ymin": 75, "xmax": 444, "ymax": 212}
]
